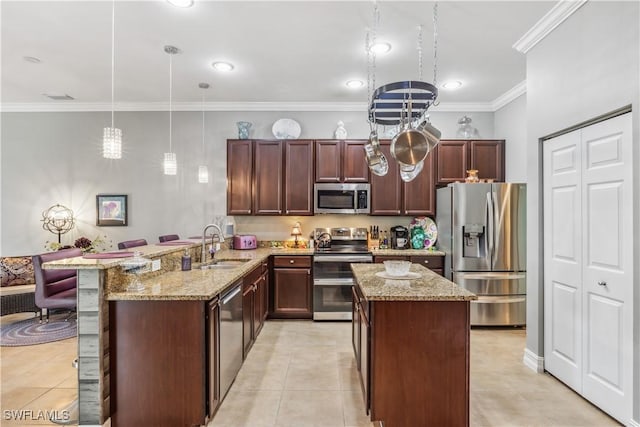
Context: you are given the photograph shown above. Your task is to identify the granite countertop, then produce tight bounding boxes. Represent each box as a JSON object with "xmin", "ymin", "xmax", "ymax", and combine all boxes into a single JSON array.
[
  {"xmin": 41, "ymin": 239, "xmax": 204, "ymax": 270},
  {"xmin": 100, "ymin": 247, "xmax": 313, "ymax": 301},
  {"xmin": 370, "ymin": 248, "xmax": 445, "ymax": 256},
  {"xmin": 351, "ymin": 263, "xmax": 476, "ymax": 302}
]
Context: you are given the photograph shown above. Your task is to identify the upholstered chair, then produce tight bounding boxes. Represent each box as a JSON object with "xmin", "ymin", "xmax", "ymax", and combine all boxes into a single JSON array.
[
  {"xmin": 117, "ymin": 239, "xmax": 148, "ymax": 250},
  {"xmin": 158, "ymin": 234, "xmax": 179, "ymax": 243},
  {"xmin": 32, "ymin": 247, "xmax": 82, "ymax": 323}
]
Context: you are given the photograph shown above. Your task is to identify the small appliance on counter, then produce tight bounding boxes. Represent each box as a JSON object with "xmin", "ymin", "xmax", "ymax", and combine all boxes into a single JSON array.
[
  {"xmin": 233, "ymin": 234, "xmax": 257, "ymax": 250},
  {"xmin": 390, "ymin": 226, "xmax": 409, "ymax": 249}
]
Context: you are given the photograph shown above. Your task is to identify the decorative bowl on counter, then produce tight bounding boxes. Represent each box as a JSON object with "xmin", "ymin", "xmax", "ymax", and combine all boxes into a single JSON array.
[{"xmin": 383, "ymin": 260, "xmax": 412, "ymax": 277}]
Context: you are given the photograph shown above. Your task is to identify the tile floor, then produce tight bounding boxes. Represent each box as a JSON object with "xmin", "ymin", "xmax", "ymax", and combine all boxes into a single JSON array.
[{"xmin": 0, "ymin": 313, "xmax": 620, "ymax": 426}]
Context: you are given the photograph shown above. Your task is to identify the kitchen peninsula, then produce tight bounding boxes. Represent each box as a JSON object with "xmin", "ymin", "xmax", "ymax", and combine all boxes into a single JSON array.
[
  {"xmin": 351, "ymin": 263, "xmax": 476, "ymax": 427},
  {"xmin": 42, "ymin": 242, "xmax": 450, "ymax": 426}
]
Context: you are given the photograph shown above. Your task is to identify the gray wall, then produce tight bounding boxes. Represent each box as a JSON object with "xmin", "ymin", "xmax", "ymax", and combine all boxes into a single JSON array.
[
  {"xmin": 0, "ymin": 109, "xmax": 494, "ymax": 256},
  {"xmin": 494, "ymin": 93, "xmax": 527, "ymax": 182},
  {"xmin": 525, "ymin": 1, "xmax": 639, "ymax": 422}
]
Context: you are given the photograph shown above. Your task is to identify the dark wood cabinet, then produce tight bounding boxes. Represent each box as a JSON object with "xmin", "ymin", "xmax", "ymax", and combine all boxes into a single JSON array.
[
  {"xmin": 228, "ymin": 139, "xmax": 312, "ymax": 216},
  {"xmin": 110, "ymin": 300, "xmax": 209, "ymax": 427},
  {"xmin": 470, "ymin": 140, "xmax": 505, "ymax": 182},
  {"xmin": 373, "ymin": 254, "xmax": 445, "ymax": 277},
  {"xmin": 352, "ymin": 284, "xmax": 370, "ymax": 413},
  {"xmin": 371, "ymin": 141, "xmax": 435, "ymax": 216},
  {"xmin": 403, "ymin": 150, "xmax": 436, "ymax": 216},
  {"xmin": 284, "ymin": 140, "xmax": 314, "ymax": 215},
  {"xmin": 243, "ymin": 263, "xmax": 269, "ymax": 358},
  {"xmin": 435, "ymin": 140, "xmax": 505, "ymax": 186},
  {"xmin": 206, "ymin": 298, "xmax": 220, "ymax": 419},
  {"xmin": 254, "ymin": 140, "xmax": 283, "ymax": 215},
  {"xmin": 315, "ymin": 140, "xmax": 369, "ymax": 183},
  {"xmin": 370, "ymin": 141, "xmax": 401, "ymax": 215},
  {"xmin": 242, "ymin": 281, "xmax": 254, "ymax": 357},
  {"xmin": 271, "ymin": 256, "xmax": 312, "ymax": 319},
  {"xmin": 227, "ymin": 140, "xmax": 253, "ymax": 215}
]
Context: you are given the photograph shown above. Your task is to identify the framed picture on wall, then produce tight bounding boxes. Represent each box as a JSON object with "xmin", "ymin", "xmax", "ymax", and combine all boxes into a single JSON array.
[{"xmin": 96, "ymin": 194, "xmax": 128, "ymax": 226}]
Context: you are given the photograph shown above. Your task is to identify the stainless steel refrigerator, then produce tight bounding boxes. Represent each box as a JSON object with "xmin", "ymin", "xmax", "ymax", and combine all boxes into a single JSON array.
[{"xmin": 436, "ymin": 183, "xmax": 526, "ymax": 326}]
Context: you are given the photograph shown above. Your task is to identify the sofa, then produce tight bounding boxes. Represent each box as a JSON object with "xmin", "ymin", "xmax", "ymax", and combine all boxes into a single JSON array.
[{"xmin": 0, "ymin": 256, "xmax": 38, "ymax": 315}]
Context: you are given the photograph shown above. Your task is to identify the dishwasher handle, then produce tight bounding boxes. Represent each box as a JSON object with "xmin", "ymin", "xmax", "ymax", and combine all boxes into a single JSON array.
[{"xmin": 221, "ymin": 285, "xmax": 241, "ymax": 305}]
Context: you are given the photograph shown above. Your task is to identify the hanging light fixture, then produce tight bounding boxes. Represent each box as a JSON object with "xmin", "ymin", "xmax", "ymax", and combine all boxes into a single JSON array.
[
  {"xmin": 163, "ymin": 45, "xmax": 179, "ymax": 175},
  {"xmin": 103, "ymin": 0, "xmax": 122, "ymax": 159},
  {"xmin": 198, "ymin": 82, "xmax": 210, "ymax": 184}
]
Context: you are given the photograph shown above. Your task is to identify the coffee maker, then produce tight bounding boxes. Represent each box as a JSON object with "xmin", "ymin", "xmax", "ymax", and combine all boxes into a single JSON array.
[{"xmin": 390, "ymin": 226, "xmax": 409, "ymax": 249}]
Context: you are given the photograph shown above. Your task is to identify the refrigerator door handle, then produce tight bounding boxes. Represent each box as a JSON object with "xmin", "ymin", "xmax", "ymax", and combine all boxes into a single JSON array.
[
  {"xmin": 486, "ymin": 191, "xmax": 494, "ymax": 260},
  {"xmin": 492, "ymin": 190, "xmax": 500, "ymax": 267}
]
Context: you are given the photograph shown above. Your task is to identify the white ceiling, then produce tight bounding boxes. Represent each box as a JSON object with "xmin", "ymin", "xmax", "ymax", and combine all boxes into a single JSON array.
[{"xmin": 1, "ymin": 1, "xmax": 554, "ymax": 110}]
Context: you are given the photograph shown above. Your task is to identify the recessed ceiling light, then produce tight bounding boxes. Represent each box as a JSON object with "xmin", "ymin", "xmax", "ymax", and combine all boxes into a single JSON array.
[
  {"xmin": 369, "ymin": 42, "xmax": 392, "ymax": 54},
  {"xmin": 211, "ymin": 62, "xmax": 234, "ymax": 72},
  {"xmin": 23, "ymin": 56, "xmax": 41, "ymax": 64},
  {"xmin": 166, "ymin": 0, "xmax": 194, "ymax": 7},
  {"xmin": 345, "ymin": 80, "xmax": 364, "ymax": 89},
  {"xmin": 442, "ymin": 80, "xmax": 463, "ymax": 90}
]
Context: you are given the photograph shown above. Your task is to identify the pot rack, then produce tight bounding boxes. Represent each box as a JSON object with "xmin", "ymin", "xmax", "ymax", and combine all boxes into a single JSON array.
[{"xmin": 368, "ymin": 80, "xmax": 438, "ymax": 126}]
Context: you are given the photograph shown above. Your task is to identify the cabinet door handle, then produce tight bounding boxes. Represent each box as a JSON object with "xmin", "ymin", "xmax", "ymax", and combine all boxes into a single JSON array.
[
  {"xmin": 307, "ymin": 269, "xmax": 311, "ymax": 275},
  {"xmin": 246, "ymin": 210, "xmax": 251, "ymax": 213},
  {"xmin": 286, "ymin": 210, "xmax": 289, "ymax": 214},
  {"xmin": 423, "ymin": 259, "xmax": 429, "ymax": 264},
  {"xmin": 279, "ymin": 210, "xmax": 282, "ymax": 214},
  {"xmin": 289, "ymin": 260, "xmax": 295, "ymax": 264},
  {"xmin": 598, "ymin": 281, "xmax": 607, "ymax": 287}
]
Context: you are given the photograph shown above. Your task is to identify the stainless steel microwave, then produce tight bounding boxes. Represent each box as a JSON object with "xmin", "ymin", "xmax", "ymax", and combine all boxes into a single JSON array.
[{"xmin": 314, "ymin": 183, "xmax": 370, "ymax": 214}]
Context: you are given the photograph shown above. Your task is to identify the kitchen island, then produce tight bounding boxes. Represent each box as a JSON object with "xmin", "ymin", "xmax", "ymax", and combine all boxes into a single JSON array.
[{"xmin": 351, "ymin": 263, "xmax": 476, "ymax": 427}]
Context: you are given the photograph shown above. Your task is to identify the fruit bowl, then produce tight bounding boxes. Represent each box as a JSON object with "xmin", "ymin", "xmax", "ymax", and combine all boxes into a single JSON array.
[{"xmin": 383, "ymin": 260, "xmax": 412, "ymax": 277}]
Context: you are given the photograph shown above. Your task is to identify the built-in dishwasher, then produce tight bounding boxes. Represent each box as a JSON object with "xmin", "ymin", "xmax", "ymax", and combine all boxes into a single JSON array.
[{"xmin": 219, "ymin": 281, "xmax": 243, "ymax": 400}]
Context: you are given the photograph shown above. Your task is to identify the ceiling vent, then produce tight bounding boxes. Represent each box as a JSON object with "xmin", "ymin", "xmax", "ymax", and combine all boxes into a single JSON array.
[{"xmin": 43, "ymin": 93, "xmax": 75, "ymax": 101}]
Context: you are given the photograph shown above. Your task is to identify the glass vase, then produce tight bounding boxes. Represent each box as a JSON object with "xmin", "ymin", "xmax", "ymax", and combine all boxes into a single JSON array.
[{"xmin": 236, "ymin": 121, "xmax": 252, "ymax": 139}]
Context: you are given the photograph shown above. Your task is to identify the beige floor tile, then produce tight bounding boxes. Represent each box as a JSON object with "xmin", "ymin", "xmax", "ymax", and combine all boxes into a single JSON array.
[
  {"xmin": 284, "ymin": 359, "xmax": 340, "ymax": 391},
  {"xmin": 232, "ymin": 358, "xmax": 290, "ymax": 391},
  {"xmin": 275, "ymin": 390, "xmax": 344, "ymax": 427},
  {"xmin": 209, "ymin": 389, "xmax": 281, "ymax": 427},
  {"xmin": 15, "ymin": 388, "xmax": 77, "ymax": 425},
  {"xmin": 341, "ymin": 389, "xmax": 371, "ymax": 426},
  {"xmin": 0, "ymin": 387, "xmax": 49, "ymax": 412}
]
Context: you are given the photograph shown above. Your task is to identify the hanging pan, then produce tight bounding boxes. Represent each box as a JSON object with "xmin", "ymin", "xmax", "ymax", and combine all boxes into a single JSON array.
[{"xmin": 390, "ymin": 97, "xmax": 430, "ymax": 165}]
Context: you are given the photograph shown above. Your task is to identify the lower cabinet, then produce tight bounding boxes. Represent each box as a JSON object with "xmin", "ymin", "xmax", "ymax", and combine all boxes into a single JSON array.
[
  {"xmin": 352, "ymin": 283, "xmax": 471, "ymax": 426},
  {"xmin": 110, "ymin": 300, "xmax": 214, "ymax": 427},
  {"xmin": 243, "ymin": 262, "xmax": 269, "ymax": 358},
  {"xmin": 352, "ymin": 285, "xmax": 370, "ymax": 413},
  {"xmin": 270, "ymin": 256, "xmax": 313, "ymax": 319},
  {"xmin": 373, "ymin": 254, "xmax": 444, "ymax": 276}
]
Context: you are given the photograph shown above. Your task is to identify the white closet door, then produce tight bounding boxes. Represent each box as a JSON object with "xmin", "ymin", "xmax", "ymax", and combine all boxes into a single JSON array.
[
  {"xmin": 580, "ymin": 113, "xmax": 632, "ymax": 422},
  {"xmin": 543, "ymin": 130, "xmax": 583, "ymax": 391},
  {"xmin": 543, "ymin": 112, "xmax": 633, "ymax": 425}
]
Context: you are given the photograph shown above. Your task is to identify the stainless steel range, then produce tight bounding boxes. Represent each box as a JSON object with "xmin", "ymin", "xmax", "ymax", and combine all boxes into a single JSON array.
[{"xmin": 313, "ymin": 227, "xmax": 372, "ymax": 320}]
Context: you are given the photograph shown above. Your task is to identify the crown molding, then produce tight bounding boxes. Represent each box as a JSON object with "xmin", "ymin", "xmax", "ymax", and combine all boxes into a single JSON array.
[
  {"xmin": 1, "ymin": 100, "xmax": 497, "ymax": 113},
  {"xmin": 491, "ymin": 81, "xmax": 527, "ymax": 111},
  {"xmin": 513, "ymin": 0, "xmax": 588, "ymax": 53}
]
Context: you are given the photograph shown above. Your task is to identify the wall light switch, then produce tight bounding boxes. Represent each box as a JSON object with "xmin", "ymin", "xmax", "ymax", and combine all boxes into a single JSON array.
[{"xmin": 151, "ymin": 259, "xmax": 161, "ymax": 272}]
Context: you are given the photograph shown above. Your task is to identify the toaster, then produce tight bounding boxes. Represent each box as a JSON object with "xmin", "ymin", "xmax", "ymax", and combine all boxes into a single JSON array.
[{"xmin": 233, "ymin": 234, "xmax": 257, "ymax": 250}]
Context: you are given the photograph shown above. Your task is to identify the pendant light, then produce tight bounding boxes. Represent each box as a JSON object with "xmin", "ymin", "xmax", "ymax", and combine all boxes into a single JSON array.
[
  {"xmin": 103, "ymin": 0, "xmax": 122, "ymax": 159},
  {"xmin": 198, "ymin": 83, "xmax": 209, "ymax": 184},
  {"xmin": 163, "ymin": 45, "xmax": 179, "ymax": 175}
]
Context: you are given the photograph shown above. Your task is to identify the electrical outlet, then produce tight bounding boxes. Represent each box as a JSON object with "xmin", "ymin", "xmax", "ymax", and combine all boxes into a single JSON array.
[{"xmin": 151, "ymin": 259, "xmax": 161, "ymax": 272}]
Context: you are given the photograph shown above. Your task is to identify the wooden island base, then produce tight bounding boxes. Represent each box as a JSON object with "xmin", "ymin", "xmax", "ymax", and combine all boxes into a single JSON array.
[
  {"xmin": 351, "ymin": 263, "xmax": 475, "ymax": 427},
  {"xmin": 372, "ymin": 300, "xmax": 469, "ymax": 426}
]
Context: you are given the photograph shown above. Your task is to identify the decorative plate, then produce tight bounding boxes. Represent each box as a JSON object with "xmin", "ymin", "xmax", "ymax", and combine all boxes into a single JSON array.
[
  {"xmin": 375, "ymin": 271, "xmax": 421, "ymax": 280},
  {"xmin": 272, "ymin": 118, "xmax": 301, "ymax": 139},
  {"xmin": 410, "ymin": 216, "xmax": 438, "ymax": 248}
]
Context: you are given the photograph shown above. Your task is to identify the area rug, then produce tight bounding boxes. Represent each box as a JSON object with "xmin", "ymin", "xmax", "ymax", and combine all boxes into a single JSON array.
[{"xmin": 0, "ymin": 315, "xmax": 76, "ymax": 346}]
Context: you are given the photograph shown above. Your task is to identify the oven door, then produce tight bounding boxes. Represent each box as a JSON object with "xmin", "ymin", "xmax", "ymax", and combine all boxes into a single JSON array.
[
  {"xmin": 313, "ymin": 254, "xmax": 372, "ymax": 320},
  {"xmin": 313, "ymin": 279, "xmax": 353, "ymax": 320}
]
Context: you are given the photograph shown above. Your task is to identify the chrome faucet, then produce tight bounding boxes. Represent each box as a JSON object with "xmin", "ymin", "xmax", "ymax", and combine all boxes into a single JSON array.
[{"xmin": 201, "ymin": 223, "xmax": 224, "ymax": 261}]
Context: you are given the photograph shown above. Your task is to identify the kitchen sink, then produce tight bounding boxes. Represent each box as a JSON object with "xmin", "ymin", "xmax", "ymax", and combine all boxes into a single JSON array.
[{"xmin": 199, "ymin": 259, "xmax": 250, "ymax": 270}]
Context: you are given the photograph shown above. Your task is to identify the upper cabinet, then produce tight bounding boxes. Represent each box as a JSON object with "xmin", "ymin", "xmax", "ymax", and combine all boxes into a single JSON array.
[
  {"xmin": 284, "ymin": 140, "xmax": 314, "ymax": 215},
  {"xmin": 227, "ymin": 139, "xmax": 314, "ymax": 216},
  {"xmin": 435, "ymin": 139, "xmax": 505, "ymax": 186},
  {"xmin": 227, "ymin": 139, "xmax": 253, "ymax": 215},
  {"xmin": 315, "ymin": 140, "xmax": 369, "ymax": 183},
  {"xmin": 253, "ymin": 140, "xmax": 283, "ymax": 215},
  {"xmin": 370, "ymin": 140, "xmax": 436, "ymax": 216}
]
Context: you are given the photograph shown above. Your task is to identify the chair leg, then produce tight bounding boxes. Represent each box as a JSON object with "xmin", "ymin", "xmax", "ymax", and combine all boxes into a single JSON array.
[
  {"xmin": 39, "ymin": 309, "xmax": 43, "ymax": 324},
  {"xmin": 46, "ymin": 309, "xmax": 50, "ymax": 323}
]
